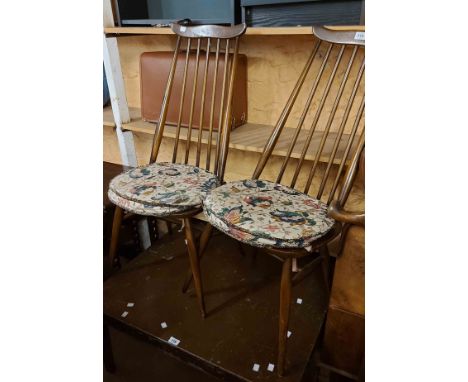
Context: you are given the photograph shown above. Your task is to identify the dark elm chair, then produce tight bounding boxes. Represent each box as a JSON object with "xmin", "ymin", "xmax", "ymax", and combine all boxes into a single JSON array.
[
  {"xmin": 108, "ymin": 21, "xmax": 247, "ymax": 318},
  {"xmin": 202, "ymin": 27, "xmax": 365, "ymax": 375}
]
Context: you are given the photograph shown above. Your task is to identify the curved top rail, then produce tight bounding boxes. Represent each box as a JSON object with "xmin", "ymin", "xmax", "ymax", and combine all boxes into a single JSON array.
[
  {"xmin": 171, "ymin": 21, "xmax": 247, "ymax": 39},
  {"xmin": 313, "ymin": 26, "xmax": 365, "ymax": 46}
]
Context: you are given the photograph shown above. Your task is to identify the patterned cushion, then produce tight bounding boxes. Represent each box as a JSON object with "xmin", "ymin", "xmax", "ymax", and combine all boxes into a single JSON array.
[
  {"xmin": 108, "ymin": 162, "xmax": 220, "ymax": 217},
  {"xmin": 108, "ymin": 189, "xmax": 189, "ymax": 216},
  {"xmin": 203, "ymin": 179, "xmax": 335, "ymax": 250}
]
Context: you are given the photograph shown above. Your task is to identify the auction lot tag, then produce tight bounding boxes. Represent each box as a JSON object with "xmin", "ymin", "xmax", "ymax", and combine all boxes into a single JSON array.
[
  {"xmin": 354, "ymin": 32, "xmax": 365, "ymax": 41},
  {"xmin": 168, "ymin": 336, "xmax": 180, "ymax": 346}
]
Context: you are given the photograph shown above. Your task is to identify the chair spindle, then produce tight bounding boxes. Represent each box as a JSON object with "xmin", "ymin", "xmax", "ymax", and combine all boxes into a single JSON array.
[
  {"xmin": 327, "ymin": 99, "xmax": 365, "ymax": 204},
  {"xmin": 317, "ymin": 58, "xmax": 365, "ymax": 200},
  {"xmin": 214, "ymin": 39, "xmax": 231, "ymax": 176},
  {"xmin": 206, "ymin": 38, "xmax": 221, "ymax": 171},
  {"xmin": 184, "ymin": 38, "xmax": 202, "ymax": 164},
  {"xmin": 304, "ymin": 45, "xmax": 359, "ymax": 195},
  {"xmin": 276, "ymin": 41, "xmax": 327, "ymax": 184},
  {"xmin": 290, "ymin": 44, "xmax": 345, "ymax": 189},
  {"xmin": 150, "ymin": 36, "xmax": 182, "ymax": 163},
  {"xmin": 172, "ymin": 38, "xmax": 192, "ymax": 163}
]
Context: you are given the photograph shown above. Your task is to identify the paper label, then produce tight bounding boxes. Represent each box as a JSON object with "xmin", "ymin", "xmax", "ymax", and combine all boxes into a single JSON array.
[
  {"xmin": 252, "ymin": 363, "xmax": 260, "ymax": 372},
  {"xmin": 180, "ymin": 26, "xmax": 187, "ymax": 32},
  {"xmin": 287, "ymin": 331, "xmax": 292, "ymax": 338},
  {"xmin": 121, "ymin": 311, "xmax": 128, "ymax": 318},
  {"xmin": 168, "ymin": 336, "xmax": 180, "ymax": 346},
  {"xmin": 161, "ymin": 322, "xmax": 168, "ymax": 329},
  {"xmin": 296, "ymin": 298, "xmax": 303, "ymax": 304},
  {"xmin": 267, "ymin": 363, "xmax": 275, "ymax": 372},
  {"xmin": 354, "ymin": 32, "xmax": 365, "ymax": 41},
  {"xmin": 127, "ymin": 302, "xmax": 134, "ymax": 308}
]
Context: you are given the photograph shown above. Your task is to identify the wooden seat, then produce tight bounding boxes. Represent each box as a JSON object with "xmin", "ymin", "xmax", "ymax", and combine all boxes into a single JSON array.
[
  {"xmin": 202, "ymin": 26, "xmax": 365, "ymax": 376},
  {"xmin": 107, "ymin": 20, "xmax": 247, "ymax": 319}
]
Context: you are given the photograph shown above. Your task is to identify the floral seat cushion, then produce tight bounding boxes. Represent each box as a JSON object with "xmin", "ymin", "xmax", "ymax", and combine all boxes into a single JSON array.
[
  {"xmin": 108, "ymin": 162, "xmax": 220, "ymax": 217},
  {"xmin": 203, "ymin": 179, "xmax": 335, "ymax": 250}
]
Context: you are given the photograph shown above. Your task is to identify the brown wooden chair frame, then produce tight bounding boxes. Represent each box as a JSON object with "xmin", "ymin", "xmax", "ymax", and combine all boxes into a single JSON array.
[
  {"xmin": 260, "ymin": 26, "xmax": 364, "ymax": 376},
  {"xmin": 108, "ymin": 21, "xmax": 247, "ymax": 319},
  {"xmin": 202, "ymin": 26, "xmax": 365, "ymax": 376}
]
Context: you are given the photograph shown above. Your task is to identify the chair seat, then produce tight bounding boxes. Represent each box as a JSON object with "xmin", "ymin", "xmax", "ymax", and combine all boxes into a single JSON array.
[
  {"xmin": 108, "ymin": 162, "xmax": 220, "ymax": 217},
  {"xmin": 203, "ymin": 179, "xmax": 335, "ymax": 250}
]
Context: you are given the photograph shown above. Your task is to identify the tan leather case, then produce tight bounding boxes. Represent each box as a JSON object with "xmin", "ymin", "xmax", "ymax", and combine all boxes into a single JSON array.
[{"xmin": 140, "ymin": 51, "xmax": 247, "ymax": 130}]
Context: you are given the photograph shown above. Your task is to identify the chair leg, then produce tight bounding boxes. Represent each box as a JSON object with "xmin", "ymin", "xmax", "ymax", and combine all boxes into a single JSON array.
[
  {"xmin": 182, "ymin": 223, "xmax": 213, "ymax": 293},
  {"xmin": 183, "ymin": 217, "xmax": 206, "ymax": 318},
  {"xmin": 278, "ymin": 257, "xmax": 292, "ymax": 376},
  {"xmin": 166, "ymin": 220, "xmax": 173, "ymax": 235},
  {"xmin": 109, "ymin": 206, "xmax": 123, "ymax": 269}
]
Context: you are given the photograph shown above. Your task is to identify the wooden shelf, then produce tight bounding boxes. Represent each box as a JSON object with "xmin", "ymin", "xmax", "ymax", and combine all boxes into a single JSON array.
[
  {"xmin": 103, "ymin": 105, "xmax": 115, "ymax": 127},
  {"xmin": 103, "ymin": 106, "xmax": 142, "ymax": 128},
  {"xmin": 111, "ymin": 108, "xmax": 356, "ymax": 163},
  {"xmin": 104, "ymin": 25, "xmax": 364, "ymax": 36}
]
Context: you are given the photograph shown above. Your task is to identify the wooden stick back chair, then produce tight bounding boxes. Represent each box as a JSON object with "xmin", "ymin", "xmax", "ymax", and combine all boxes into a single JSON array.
[
  {"xmin": 107, "ymin": 21, "xmax": 247, "ymax": 319},
  {"xmin": 254, "ymin": 27, "xmax": 365, "ymax": 203},
  {"xmin": 150, "ymin": 21, "xmax": 247, "ymax": 178},
  {"xmin": 202, "ymin": 26, "xmax": 365, "ymax": 376}
]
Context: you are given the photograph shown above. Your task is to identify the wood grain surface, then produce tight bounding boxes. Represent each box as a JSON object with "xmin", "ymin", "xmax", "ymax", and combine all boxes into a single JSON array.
[
  {"xmin": 115, "ymin": 34, "xmax": 364, "ymax": 131},
  {"xmin": 104, "ymin": 31, "xmax": 364, "ymax": 209}
]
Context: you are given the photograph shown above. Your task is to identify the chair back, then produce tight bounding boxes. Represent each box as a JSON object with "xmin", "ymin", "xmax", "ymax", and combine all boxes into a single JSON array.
[
  {"xmin": 253, "ymin": 27, "xmax": 365, "ymax": 206},
  {"xmin": 149, "ymin": 21, "xmax": 247, "ymax": 183}
]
